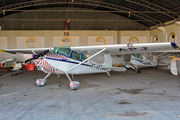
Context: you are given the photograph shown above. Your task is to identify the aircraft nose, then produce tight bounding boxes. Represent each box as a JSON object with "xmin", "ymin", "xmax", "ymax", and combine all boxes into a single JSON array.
[{"xmin": 33, "ymin": 59, "xmax": 40, "ymax": 66}]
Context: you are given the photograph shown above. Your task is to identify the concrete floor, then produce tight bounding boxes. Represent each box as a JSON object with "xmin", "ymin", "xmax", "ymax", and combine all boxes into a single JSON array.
[{"xmin": 0, "ymin": 68, "xmax": 180, "ymax": 120}]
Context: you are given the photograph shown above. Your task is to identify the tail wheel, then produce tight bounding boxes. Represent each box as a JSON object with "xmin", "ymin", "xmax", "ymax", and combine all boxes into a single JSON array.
[
  {"xmin": 70, "ymin": 81, "xmax": 80, "ymax": 90},
  {"xmin": 36, "ymin": 79, "xmax": 46, "ymax": 87}
]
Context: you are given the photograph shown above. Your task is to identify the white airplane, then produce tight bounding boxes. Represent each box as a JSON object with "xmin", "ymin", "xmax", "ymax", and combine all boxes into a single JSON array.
[
  {"xmin": 0, "ymin": 58, "xmax": 22, "ymax": 71},
  {"xmin": 128, "ymin": 50, "xmax": 180, "ymax": 73},
  {"xmin": 2, "ymin": 42, "xmax": 179, "ymax": 90}
]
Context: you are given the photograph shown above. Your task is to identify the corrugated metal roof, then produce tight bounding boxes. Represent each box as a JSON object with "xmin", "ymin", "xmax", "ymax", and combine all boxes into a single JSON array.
[{"xmin": 0, "ymin": 0, "xmax": 179, "ymax": 30}]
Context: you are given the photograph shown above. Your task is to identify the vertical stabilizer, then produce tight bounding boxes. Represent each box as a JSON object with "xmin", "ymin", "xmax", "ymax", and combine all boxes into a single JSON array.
[{"xmin": 171, "ymin": 58, "xmax": 178, "ymax": 76}]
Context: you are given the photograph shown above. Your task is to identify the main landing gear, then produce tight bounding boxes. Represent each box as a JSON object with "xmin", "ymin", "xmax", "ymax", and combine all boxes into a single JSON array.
[
  {"xmin": 135, "ymin": 68, "xmax": 141, "ymax": 73},
  {"xmin": 36, "ymin": 72, "xmax": 80, "ymax": 90}
]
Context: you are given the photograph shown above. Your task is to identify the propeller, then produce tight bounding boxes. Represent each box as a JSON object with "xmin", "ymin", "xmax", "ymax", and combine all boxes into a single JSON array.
[{"xmin": 25, "ymin": 49, "xmax": 50, "ymax": 63}]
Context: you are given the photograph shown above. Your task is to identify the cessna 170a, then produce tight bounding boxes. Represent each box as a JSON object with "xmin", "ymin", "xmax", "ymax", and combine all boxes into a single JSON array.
[{"xmin": 2, "ymin": 42, "xmax": 179, "ymax": 90}]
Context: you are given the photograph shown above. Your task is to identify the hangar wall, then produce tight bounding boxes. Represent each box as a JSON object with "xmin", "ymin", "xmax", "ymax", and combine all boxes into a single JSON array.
[
  {"xmin": 0, "ymin": 30, "xmax": 151, "ymax": 49},
  {"xmin": 0, "ymin": 23, "xmax": 179, "ymax": 50},
  {"xmin": 150, "ymin": 23, "xmax": 180, "ymax": 45}
]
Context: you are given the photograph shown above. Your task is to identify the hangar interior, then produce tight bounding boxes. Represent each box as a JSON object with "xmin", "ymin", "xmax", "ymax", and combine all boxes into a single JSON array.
[
  {"xmin": 0, "ymin": 0, "xmax": 180, "ymax": 61},
  {"xmin": 1, "ymin": 1, "xmax": 180, "ymax": 119}
]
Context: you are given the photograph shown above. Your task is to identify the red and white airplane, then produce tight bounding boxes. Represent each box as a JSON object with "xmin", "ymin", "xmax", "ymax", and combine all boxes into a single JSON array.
[{"xmin": 2, "ymin": 42, "xmax": 179, "ymax": 90}]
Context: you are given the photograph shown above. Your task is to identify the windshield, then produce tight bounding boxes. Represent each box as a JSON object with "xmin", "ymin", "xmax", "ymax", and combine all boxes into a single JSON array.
[{"xmin": 52, "ymin": 47, "xmax": 71, "ymax": 56}]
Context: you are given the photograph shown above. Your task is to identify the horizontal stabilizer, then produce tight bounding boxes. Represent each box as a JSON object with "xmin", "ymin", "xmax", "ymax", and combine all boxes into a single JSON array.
[
  {"xmin": 157, "ymin": 62, "xmax": 169, "ymax": 66},
  {"xmin": 104, "ymin": 67, "xmax": 127, "ymax": 72}
]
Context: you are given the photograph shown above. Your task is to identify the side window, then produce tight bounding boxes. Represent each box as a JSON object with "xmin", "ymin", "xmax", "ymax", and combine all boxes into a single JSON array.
[
  {"xmin": 7, "ymin": 61, "xmax": 15, "ymax": 66},
  {"xmin": 72, "ymin": 51, "xmax": 80, "ymax": 60},
  {"xmin": 133, "ymin": 54, "xmax": 140, "ymax": 58},
  {"xmin": 2, "ymin": 62, "xmax": 5, "ymax": 67},
  {"xmin": 81, "ymin": 54, "xmax": 86, "ymax": 61},
  {"xmin": 58, "ymin": 48, "xmax": 71, "ymax": 56}
]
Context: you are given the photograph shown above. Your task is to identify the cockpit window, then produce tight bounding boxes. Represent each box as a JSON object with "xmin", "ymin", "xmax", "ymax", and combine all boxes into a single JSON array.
[
  {"xmin": 133, "ymin": 54, "xmax": 140, "ymax": 58},
  {"xmin": 133, "ymin": 54, "xmax": 143, "ymax": 59},
  {"xmin": 81, "ymin": 54, "xmax": 86, "ymax": 61},
  {"xmin": 72, "ymin": 51, "xmax": 80, "ymax": 60},
  {"xmin": 52, "ymin": 47, "xmax": 71, "ymax": 56},
  {"xmin": 53, "ymin": 47, "xmax": 87, "ymax": 61}
]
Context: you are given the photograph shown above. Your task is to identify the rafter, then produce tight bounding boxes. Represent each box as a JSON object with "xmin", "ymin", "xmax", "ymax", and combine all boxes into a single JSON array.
[
  {"xmin": 0, "ymin": 0, "xmax": 160, "ymax": 26},
  {"xmin": 126, "ymin": 0, "xmax": 179, "ymax": 19}
]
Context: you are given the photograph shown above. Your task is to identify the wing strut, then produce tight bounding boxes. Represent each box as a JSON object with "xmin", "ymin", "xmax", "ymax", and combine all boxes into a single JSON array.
[
  {"xmin": 67, "ymin": 48, "xmax": 106, "ymax": 72},
  {"xmin": 154, "ymin": 52, "xmax": 167, "ymax": 59}
]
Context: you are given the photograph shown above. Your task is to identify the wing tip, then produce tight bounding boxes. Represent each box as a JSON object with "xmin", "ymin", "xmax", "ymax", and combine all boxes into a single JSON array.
[{"xmin": 171, "ymin": 42, "xmax": 179, "ymax": 49}]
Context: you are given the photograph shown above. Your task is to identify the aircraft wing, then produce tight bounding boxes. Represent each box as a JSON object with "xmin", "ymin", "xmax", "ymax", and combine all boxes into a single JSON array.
[
  {"xmin": 2, "ymin": 48, "xmax": 52, "ymax": 54},
  {"xmin": 2, "ymin": 42, "xmax": 179, "ymax": 55},
  {"xmin": 71, "ymin": 42, "xmax": 179, "ymax": 55}
]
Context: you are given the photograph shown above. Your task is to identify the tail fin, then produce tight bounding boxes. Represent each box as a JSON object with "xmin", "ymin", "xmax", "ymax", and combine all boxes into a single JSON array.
[
  {"xmin": 102, "ymin": 54, "xmax": 112, "ymax": 67},
  {"xmin": 171, "ymin": 58, "xmax": 178, "ymax": 76},
  {"xmin": 170, "ymin": 57, "xmax": 180, "ymax": 76}
]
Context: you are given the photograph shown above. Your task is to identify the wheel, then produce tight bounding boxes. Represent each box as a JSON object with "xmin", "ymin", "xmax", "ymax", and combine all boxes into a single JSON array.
[
  {"xmin": 137, "ymin": 68, "xmax": 141, "ymax": 73},
  {"xmin": 36, "ymin": 79, "xmax": 46, "ymax": 87},
  {"xmin": 135, "ymin": 68, "xmax": 141, "ymax": 73},
  {"xmin": 70, "ymin": 81, "xmax": 80, "ymax": 90}
]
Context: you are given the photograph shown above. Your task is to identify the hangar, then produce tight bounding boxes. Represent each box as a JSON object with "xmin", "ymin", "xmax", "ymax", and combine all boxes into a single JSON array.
[{"xmin": 0, "ymin": 0, "xmax": 180, "ymax": 119}]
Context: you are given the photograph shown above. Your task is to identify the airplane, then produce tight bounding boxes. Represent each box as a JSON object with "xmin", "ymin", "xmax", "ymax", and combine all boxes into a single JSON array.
[
  {"xmin": 0, "ymin": 58, "xmax": 22, "ymax": 71},
  {"xmin": 2, "ymin": 42, "xmax": 179, "ymax": 90},
  {"xmin": 127, "ymin": 50, "xmax": 180, "ymax": 73}
]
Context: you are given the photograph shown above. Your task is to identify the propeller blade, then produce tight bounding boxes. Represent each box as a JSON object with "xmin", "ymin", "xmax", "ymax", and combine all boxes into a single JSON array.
[{"xmin": 25, "ymin": 49, "xmax": 50, "ymax": 63}]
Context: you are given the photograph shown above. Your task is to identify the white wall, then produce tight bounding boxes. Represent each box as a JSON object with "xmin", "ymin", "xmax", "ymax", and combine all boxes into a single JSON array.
[
  {"xmin": 17, "ymin": 37, "xmax": 44, "ymax": 48},
  {"xmin": 0, "ymin": 23, "xmax": 179, "ymax": 50},
  {"xmin": 53, "ymin": 36, "xmax": 79, "ymax": 47},
  {"xmin": 88, "ymin": 36, "xmax": 113, "ymax": 45},
  {"xmin": 0, "ymin": 30, "xmax": 118, "ymax": 48},
  {"xmin": 0, "ymin": 37, "xmax": 7, "ymax": 49},
  {"xmin": 150, "ymin": 24, "xmax": 180, "ymax": 45},
  {"xmin": 120, "ymin": 31, "xmax": 149, "ymax": 43}
]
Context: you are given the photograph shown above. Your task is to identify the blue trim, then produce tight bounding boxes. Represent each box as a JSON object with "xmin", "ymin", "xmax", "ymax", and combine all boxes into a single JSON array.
[
  {"xmin": 70, "ymin": 50, "xmax": 73, "ymax": 58},
  {"xmin": 147, "ymin": 62, "xmax": 151, "ymax": 65},
  {"xmin": 45, "ymin": 57, "xmax": 107, "ymax": 71},
  {"xmin": 132, "ymin": 58, "xmax": 145, "ymax": 65},
  {"xmin": 171, "ymin": 42, "xmax": 179, "ymax": 49},
  {"xmin": 71, "ymin": 51, "xmax": 81, "ymax": 61},
  {"xmin": 45, "ymin": 57, "xmax": 93, "ymax": 67},
  {"xmin": 132, "ymin": 58, "xmax": 151, "ymax": 65}
]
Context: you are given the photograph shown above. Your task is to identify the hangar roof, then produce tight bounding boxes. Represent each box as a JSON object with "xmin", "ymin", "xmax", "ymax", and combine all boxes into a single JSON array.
[{"xmin": 0, "ymin": 0, "xmax": 180, "ymax": 30}]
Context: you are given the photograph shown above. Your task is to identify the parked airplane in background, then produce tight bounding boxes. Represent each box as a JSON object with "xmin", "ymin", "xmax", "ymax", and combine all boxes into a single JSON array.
[
  {"xmin": 2, "ymin": 42, "xmax": 179, "ymax": 90},
  {"xmin": 0, "ymin": 58, "xmax": 22, "ymax": 71},
  {"xmin": 128, "ymin": 50, "xmax": 180, "ymax": 73}
]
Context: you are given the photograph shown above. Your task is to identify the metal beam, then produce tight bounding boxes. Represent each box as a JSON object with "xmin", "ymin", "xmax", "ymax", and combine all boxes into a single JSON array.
[
  {"xmin": 126, "ymin": 0, "xmax": 179, "ymax": 19},
  {"xmin": 0, "ymin": 0, "xmax": 160, "ymax": 26},
  {"xmin": 137, "ymin": 0, "xmax": 157, "ymax": 11},
  {"xmin": 0, "ymin": 19, "xmax": 168, "ymax": 22}
]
